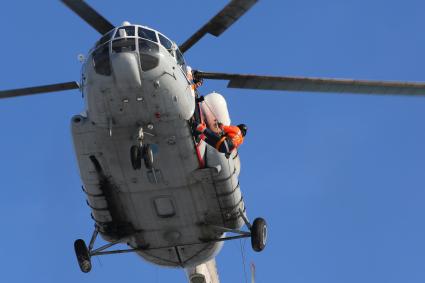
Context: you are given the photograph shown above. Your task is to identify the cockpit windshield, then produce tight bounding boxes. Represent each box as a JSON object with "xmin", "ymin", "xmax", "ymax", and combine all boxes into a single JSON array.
[
  {"xmin": 157, "ymin": 32, "xmax": 186, "ymax": 70},
  {"xmin": 115, "ymin": 26, "xmax": 135, "ymax": 38},
  {"xmin": 138, "ymin": 28, "xmax": 157, "ymax": 42},
  {"xmin": 96, "ymin": 30, "xmax": 114, "ymax": 47},
  {"xmin": 176, "ymin": 49, "xmax": 186, "ymax": 67},
  {"xmin": 158, "ymin": 33, "xmax": 173, "ymax": 50},
  {"xmin": 112, "ymin": 38, "xmax": 136, "ymax": 53},
  {"xmin": 91, "ymin": 25, "xmax": 187, "ymax": 76}
]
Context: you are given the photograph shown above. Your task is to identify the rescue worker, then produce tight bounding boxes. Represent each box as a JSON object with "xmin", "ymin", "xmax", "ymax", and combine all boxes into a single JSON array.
[{"xmin": 195, "ymin": 122, "xmax": 247, "ymax": 158}]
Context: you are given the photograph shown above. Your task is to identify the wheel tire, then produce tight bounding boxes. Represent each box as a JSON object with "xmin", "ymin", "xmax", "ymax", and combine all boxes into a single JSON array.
[
  {"xmin": 251, "ymin": 218, "xmax": 267, "ymax": 252},
  {"xmin": 74, "ymin": 239, "xmax": 92, "ymax": 273},
  {"xmin": 142, "ymin": 144, "xmax": 154, "ymax": 169},
  {"xmin": 130, "ymin": 145, "xmax": 142, "ymax": 170}
]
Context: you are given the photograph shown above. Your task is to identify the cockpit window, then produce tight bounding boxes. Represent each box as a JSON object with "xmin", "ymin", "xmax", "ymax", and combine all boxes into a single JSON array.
[
  {"xmin": 138, "ymin": 39, "xmax": 159, "ymax": 71},
  {"xmin": 92, "ymin": 43, "xmax": 111, "ymax": 76},
  {"xmin": 139, "ymin": 39, "xmax": 159, "ymax": 54},
  {"xmin": 158, "ymin": 34, "xmax": 173, "ymax": 50},
  {"xmin": 96, "ymin": 30, "xmax": 114, "ymax": 47},
  {"xmin": 176, "ymin": 49, "xmax": 185, "ymax": 66},
  {"xmin": 138, "ymin": 27, "xmax": 157, "ymax": 42},
  {"xmin": 115, "ymin": 26, "xmax": 135, "ymax": 38},
  {"xmin": 112, "ymin": 38, "xmax": 136, "ymax": 53}
]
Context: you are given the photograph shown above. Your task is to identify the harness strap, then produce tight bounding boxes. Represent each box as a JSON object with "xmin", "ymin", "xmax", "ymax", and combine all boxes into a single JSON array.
[{"xmin": 215, "ymin": 136, "xmax": 227, "ymax": 151}]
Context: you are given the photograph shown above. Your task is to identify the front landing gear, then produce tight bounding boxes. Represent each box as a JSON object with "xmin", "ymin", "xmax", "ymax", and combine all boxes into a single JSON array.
[
  {"xmin": 130, "ymin": 145, "xmax": 142, "ymax": 170},
  {"xmin": 130, "ymin": 128, "xmax": 154, "ymax": 170}
]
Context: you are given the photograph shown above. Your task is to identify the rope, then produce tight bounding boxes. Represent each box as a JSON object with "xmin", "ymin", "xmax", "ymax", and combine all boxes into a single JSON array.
[
  {"xmin": 95, "ymin": 256, "xmax": 103, "ymax": 267},
  {"xmin": 239, "ymin": 239, "xmax": 249, "ymax": 283}
]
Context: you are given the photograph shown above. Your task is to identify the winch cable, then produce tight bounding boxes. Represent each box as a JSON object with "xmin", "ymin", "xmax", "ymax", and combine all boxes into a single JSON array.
[{"xmin": 239, "ymin": 239, "xmax": 249, "ymax": 283}]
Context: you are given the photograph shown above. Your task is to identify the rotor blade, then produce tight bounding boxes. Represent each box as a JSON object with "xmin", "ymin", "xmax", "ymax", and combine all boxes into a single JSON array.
[
  {"xmin": 0, "ymin": 82, "xmax": 80, "ymax": 99},
  {"xmin": 179, "ymin": 0, "xmax": 258, "ymax": 53},
  {"xmin": 61, "ymin": 0, "xmax": 115, "ymax": 34},
  {"xmin": 195, "ymin": 71, "xmax": 425, "ymax": 96}
]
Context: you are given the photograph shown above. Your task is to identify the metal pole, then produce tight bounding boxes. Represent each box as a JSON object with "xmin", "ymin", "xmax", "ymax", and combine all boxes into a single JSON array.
[
  {"xmin": 239, "ymin": 209, "xmax": 252, "ymax": 230},
  {"xmin": 88, "ymin": 229, "xmax": 98, "ymax": 252}
]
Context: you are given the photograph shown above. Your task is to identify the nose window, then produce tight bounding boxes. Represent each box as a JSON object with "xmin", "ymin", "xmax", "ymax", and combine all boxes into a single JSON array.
[
  {"xmin": 138, "ymin": 39, "xmax": 159, "ymax": 71},
  {"xmin": 158, "ymin": 34, "xmax": 173, "ymax": 50},
  {"xmin": 96, "ymin": 30, "xmax": 114, "ymax": 47},
  {"xmin": 112, "ymin": 38, "xmax": 136, "ymax": 53},
  {"xmin": 138, "ymin": 27, "xmax": 158, "ymax": 42},
  {"xmin": 92, "ymin": 43, "xmax": 111, "ymax": 76},
  {"xmin": 115, "ymin": 26, "xmax": 135, "ymax": 38},
  {"xmin": 91, "ymin": 26, "xmax": 166, "ymax": 74}
]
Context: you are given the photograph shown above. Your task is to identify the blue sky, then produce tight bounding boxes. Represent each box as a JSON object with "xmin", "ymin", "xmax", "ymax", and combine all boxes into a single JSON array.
[{"xmin": 1, "ymin": 0, "xmax": 425, "ymax": 282}]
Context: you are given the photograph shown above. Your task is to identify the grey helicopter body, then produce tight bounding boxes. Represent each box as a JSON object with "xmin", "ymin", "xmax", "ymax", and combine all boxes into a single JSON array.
[
  {"xmin": 3, "ymin": 1, "xmax": 425, "ymax": 283},
  {"xmin": 73, "ymin": 22, "xmax": 246, "ymax": 269}
]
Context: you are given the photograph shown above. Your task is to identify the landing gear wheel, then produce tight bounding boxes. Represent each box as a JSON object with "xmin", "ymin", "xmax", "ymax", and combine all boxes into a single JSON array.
[
  {"xmin": 130, "ymin": 145, "xmax": 142, "ymax": 170},
  {"xmin": 74, "ymin": 239, "xmax": 92, "ymax": 273},
  {"xmin": 142, "ymin": 144, "xmax": 154, "ymax": 169},
  {"xmin": 251, "ymin": 218, "xmax": 267, "ymax": 252}
]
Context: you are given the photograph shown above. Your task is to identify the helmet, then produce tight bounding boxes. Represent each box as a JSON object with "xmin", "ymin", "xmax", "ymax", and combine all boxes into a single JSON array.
[{"xmin": 237, "ymin": 124, "xmax": 248, "ymax": 137}]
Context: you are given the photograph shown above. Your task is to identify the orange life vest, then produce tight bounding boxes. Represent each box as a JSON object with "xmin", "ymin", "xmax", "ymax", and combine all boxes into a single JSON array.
[{"xmin": 215, "ymin": 125, "xmax": 244, "ymax": 150}]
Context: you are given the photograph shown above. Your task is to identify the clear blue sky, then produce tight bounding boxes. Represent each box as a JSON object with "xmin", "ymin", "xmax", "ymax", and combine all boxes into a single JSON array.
[{"xmin": 1, "ymin": 0, "xmax": 425, "ymax": 282}]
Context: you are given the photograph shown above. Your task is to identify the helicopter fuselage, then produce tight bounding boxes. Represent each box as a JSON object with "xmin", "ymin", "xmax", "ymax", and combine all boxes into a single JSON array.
[{"xmin": 71, "ymin": 24, "xmax": 246, "ymax": 268}]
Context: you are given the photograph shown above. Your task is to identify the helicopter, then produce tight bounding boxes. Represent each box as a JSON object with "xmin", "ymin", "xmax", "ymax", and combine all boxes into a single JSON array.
[{"xmin": 1, "ymin": 1, "xmax": 425, "ymax": 283}]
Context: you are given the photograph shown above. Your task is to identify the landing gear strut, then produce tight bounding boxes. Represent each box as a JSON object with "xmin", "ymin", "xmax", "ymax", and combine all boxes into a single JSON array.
[
  {"xmin": 239, "ymin": 209, "xmax": 268, "ymax": 252},
  {"xmin": 130, "ymin": 127, "xmax": 154, "ymax": 170},
  {"xmin": 74, "ymin": 228, "xmax": 135, "ymax": 273},
  {"xmin": 74, "ymin": 212, "xmax": 267, "ymax": 272},
  {"xmin": 203, "ymin": 210, "xmax": 268, "ymax": 252}
]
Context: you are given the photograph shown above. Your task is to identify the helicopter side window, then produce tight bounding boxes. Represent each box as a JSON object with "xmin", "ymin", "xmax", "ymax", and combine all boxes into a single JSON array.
[
  {"xmin": 96, "ymin": 30, "xmax": 114, "ymax": 47},
  {"xmin": 114, "ymin": 26, "xmax": 135, "ymax": 38},
  {"xmin": 138, "ymin": 39, "xmax": 159, "ymax": 71},
  {"xmin": 176, "ymin": 49, "xmax": 185, "ymax": 66},
  {"xmin": 112, "ymin": 38, "xmax": 136, "ymax": 53},
  {"xmin": 92, "ymin": 44, "xmax": 111, "ymax": 76},
  {"xmin": 158, "ymin": 34, "xmax": 173, "ymax": 54},
  {"xmin": 138, "ymin": 27, "xmax": 158, "ymax": 42},
  {"xmin": 176, "ymin": 48, "xmax": 188, "ymax": 74}
]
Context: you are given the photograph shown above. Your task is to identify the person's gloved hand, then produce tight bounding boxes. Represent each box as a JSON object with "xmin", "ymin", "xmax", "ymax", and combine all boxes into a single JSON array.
[{"xmin": 196, "ymin": 123, "xmax": 207, "ymax": 133}]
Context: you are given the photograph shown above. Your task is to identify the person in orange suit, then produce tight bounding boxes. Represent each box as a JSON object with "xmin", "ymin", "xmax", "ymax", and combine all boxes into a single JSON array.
[{"xmin": 195, "ymin": 123, "xmax": 247, "ymax": 157}]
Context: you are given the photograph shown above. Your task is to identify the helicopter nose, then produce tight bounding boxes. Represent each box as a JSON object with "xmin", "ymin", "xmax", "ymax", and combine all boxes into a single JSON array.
[
  {"xmin": 109, "ymin": 38, "xmax": 161, "ymax": 88},
  {"xmin": 110, "ymin": 50, "xmax": 142, "ymax": 89}
]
